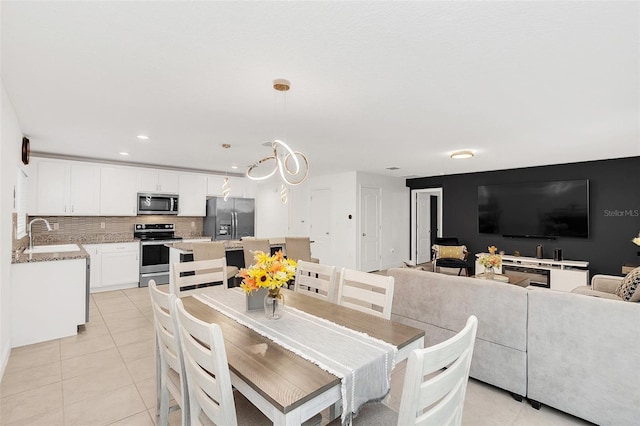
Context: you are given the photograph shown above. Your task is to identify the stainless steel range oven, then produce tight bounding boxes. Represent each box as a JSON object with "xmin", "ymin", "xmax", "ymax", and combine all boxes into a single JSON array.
[{"xmin": 135, "ymin": 223, "xmax": 182, "ymax": 287}]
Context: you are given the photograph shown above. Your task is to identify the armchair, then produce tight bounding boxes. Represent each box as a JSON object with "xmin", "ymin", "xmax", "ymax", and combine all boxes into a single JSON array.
[
  {"xmin": 432, "ymin": 237, "xmax": 472, "ymax": 277},
  {"xmin": 571, "ymin": 274, "xmax": 626, "ymax": 301}
]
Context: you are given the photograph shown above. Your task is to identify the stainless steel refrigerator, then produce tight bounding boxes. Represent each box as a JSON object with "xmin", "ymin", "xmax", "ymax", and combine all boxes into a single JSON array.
[{"xmin": 203, "ymin": 197, "xmax": 255, "ymax": 240}]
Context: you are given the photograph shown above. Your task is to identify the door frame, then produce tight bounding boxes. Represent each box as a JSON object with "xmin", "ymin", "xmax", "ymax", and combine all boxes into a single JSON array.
[{"xmin": 410, "ymin": 188, "xmax": 443, "ymax": 265}]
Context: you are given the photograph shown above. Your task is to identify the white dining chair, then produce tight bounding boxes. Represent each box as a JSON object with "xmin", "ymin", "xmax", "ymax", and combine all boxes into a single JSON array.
[
  {"xmin": 192, "ymin": 241, "xmax": 239, "ymax": 287},
  {"xmin": 294, "ymin": 260, "xmax": 337, "ymax": 302},
  {"xmin": 174, "ymin": 298, "xmax": 272, "ymax": 426},
  {"xmin": 336, "ymin": 268, "xmax": 395, "ymax": 319},
  {"xmin": 148, "ymin": 279, "xmax": 189, "ymax": 426},
  {"xmin": 331, "ymin": 315, "xmax": 479, "ymax": 426},
  {"xmin": 397, "ymin": 315, "xmax": 478, "ymax": 425},
  {"xmin": 172, "ymin": 259, "xmax": 228, "ymax": 297}
]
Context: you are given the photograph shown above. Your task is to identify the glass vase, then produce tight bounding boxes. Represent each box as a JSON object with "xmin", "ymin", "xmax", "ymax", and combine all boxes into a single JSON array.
[
  {"xmin": 484, "ymin": 266, "xmax": 495, "ymax": 280},
  {"xmin": 264, "ymin": 289, "xmax": 284, "ymax": 320}
]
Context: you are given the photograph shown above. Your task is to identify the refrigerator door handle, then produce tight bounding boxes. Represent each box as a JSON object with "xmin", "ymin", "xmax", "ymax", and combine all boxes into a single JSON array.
[{"xmin": 232, "ymin": 211, "xmax": 237, "ymax": 239}]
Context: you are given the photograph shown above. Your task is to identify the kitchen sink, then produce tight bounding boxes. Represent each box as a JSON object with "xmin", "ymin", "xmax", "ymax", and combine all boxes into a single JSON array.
[{"xmin": 23, "ymin": 244, "xmax": 82, "ymax": 254}]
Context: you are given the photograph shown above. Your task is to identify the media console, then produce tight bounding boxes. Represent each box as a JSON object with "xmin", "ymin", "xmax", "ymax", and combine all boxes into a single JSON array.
[{"xmin": 475, "ymin": 254, "xmax": 589, "ymax": 292}]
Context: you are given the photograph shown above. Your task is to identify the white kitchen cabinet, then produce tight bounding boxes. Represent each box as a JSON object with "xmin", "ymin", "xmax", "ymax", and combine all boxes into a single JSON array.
[
  {"xmin": 100, "ymin": 166, "xmax": 137, "ymax": 215},
  {"xmin": 179, "ymin": 173, "xmax": 207, "ymax": 216},
  {"xmin": 11, "ymin": 258, "xmax": 87, "ymax": 346},
  {"xmin": 35, "ymin": 160, "xmax": 100, "ymax": 215},
  {"xmin": 87, "ymin": 242, "xmax": 140, "ymax": 292},
  {"xmin": 137, "ymin": 169, "xmax": 179, "ymax": 193},
  {"xmin": 207, "ymin": 175, "xmax": 255, "ymax": 198}
]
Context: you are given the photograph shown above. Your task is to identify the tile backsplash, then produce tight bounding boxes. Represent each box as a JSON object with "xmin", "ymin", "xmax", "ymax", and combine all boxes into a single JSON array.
[{"xmin": 25, "ymin": 215, "xmax": 204, "ymax": 245}]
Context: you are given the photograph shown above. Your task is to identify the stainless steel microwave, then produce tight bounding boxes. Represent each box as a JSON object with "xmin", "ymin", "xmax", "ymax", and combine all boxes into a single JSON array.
[{"xmin": 137, "ymin": 193, "xmax": 179, "ymax": 215}]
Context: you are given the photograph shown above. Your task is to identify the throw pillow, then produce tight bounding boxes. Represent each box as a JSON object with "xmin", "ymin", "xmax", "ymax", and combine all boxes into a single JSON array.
[
  {"xmin": 433, "ymin": 245, "xmax": 466, "ymax": 260},
  {"xmin": 615, "ymin": 266, "xmax": 640, "ymax": 302}
]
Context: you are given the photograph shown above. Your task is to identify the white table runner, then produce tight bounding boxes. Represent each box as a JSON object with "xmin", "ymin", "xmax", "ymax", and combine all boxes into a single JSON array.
[{"xmin": 193, "ymin": 287, "xmax": 397, "ymax": 423}]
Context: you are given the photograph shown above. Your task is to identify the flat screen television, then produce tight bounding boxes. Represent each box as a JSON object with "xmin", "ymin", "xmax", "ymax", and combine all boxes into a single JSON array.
[{"xmin": 478, "ymin": 179, "xmax": 589, "ymax": 238}]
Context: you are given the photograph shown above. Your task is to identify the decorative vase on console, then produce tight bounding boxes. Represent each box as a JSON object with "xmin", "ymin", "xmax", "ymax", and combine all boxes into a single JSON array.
[
  {"xmin": 479, "ymin": 246, "xmax": 502, "ymax": 281},
  {"xmin": 239, "ymin": 250, "xmax": 296, "ymax": 320},
  {"xmin": 484, "ymin": 266, "xmax": 495, "ymax": 280}
]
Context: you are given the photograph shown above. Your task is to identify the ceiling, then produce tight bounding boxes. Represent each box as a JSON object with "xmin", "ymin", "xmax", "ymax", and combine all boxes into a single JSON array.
[{"xmin": 2, "ymin": 1, "xmax": 639, "ymax": 180}]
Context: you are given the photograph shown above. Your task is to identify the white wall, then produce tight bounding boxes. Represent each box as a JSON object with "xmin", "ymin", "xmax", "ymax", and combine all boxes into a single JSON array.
[
  {"xmin": 287, "ymin": 171, "xmax": 409, "ymax": 271},
  {"xmin": 1, "ymin": 81, "xmax": 23, "ymax": 377},
  {"xmin": 254, "ymin": 180, "xmax": 289, "ymax": 238}
]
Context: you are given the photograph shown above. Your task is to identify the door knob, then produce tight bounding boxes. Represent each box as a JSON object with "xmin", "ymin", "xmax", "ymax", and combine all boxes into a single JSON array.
[{"xmin": 362, "ymin": 233, "xmax": 366, "ymax": 236}]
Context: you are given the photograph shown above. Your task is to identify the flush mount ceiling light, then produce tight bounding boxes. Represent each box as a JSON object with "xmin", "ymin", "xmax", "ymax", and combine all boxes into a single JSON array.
[
  {"xmin": 450, "ymin": 150, "xmax": 474, "ymax": 159},
  {"xmin": 246, "ymin": 79, "xmax": 310, "ymax": 189}
]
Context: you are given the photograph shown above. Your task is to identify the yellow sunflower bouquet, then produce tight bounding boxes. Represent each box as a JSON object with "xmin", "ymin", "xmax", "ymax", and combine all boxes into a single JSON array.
[{"xmin": 238, "ymin": 250, "xmax": 297, "ymax": 295}]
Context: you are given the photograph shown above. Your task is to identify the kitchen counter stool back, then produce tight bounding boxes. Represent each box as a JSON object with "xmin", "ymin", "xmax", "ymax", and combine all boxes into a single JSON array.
[{"xmin": 192, "ymin": 242, "xmax": 239, "ymax": 287}]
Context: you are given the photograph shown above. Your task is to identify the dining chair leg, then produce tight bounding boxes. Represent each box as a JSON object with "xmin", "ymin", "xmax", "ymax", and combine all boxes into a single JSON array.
[{"xmin": 158, "ymin": 366, "xmax": 170, "ymax": 426}]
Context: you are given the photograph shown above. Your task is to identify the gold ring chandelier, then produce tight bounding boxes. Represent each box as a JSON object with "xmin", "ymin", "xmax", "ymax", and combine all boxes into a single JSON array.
[
  {"xmin": 246, "ymin": 139, "xmax": 309, "ymax": 185},
  {"xmin": 246, "ymin": 79, "xmax": 309, "ymax": 188}
]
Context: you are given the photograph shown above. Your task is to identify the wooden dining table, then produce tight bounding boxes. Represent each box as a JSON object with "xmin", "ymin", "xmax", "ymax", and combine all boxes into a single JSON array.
[{"xmin": 181, "ymin": 287, "xmax": 425, "ymax": 426}]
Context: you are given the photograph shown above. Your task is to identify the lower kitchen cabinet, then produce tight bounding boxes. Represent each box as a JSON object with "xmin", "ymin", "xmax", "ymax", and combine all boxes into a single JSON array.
[
  {"xmin": 11, "ymin": 258, "xmax": 87, "ymax": 347},
  {"xmin": 85, "ymin": 242, "xmax": 140, "ymax": 293}
]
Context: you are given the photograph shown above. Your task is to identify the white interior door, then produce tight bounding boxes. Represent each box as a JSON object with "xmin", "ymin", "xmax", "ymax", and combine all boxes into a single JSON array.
[
  {"xmin": 310, "ymin": 188, "xmax": 331, "ymax": 264},
  {"xmin": 361, "ymin": 186, "xmax": 381, "ymax": 272},
  {"xmin": 417, "ymin": 192, "xmax": 432, "ymax": 264},
  {"xmin": 412, "ymin": 188, "xmax": 442, "ymax": 265}
]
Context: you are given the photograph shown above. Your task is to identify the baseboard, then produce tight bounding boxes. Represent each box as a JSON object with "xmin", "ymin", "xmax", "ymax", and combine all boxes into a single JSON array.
[{"xmin": 0, "ymin": 339, "xmax": 11, "ymax": 380}]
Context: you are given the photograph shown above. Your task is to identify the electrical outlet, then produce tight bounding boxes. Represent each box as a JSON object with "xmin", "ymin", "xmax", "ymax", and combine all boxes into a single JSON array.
[
  {"xmin": 53, "ymin": 222, "xmax": 59, "ymax": 230},
  {"xmin": 191, "ymin": 221, "xmax": 195, "ymax": 228},
  {"xmin": 100, "ymin": 222, "xmax": 106, "ymax": 229}
]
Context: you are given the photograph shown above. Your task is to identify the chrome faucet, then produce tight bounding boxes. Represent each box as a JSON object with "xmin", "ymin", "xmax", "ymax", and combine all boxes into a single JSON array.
[{"xmin": 28, "ymin": 218, "xmax": 52, "ymax": 250}]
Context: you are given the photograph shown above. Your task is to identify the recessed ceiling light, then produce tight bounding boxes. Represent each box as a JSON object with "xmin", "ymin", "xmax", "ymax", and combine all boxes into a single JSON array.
[
  {"xmin": 137, "ymin": 135, "xmax": 149, "ymax": 140},
  {"xmin": 119, "ymin": 152, "xmax": 129, "ymax": 156},
  {"xmin": 386, "ymin": 166, "xmax": 400, "ymax": 170},
  {"xmin": 450, "ymin": 150, "xmax": 474, "ymax": 159},
  {"xmin": 231, "ymin": 165, "xmax": 238, "ymax": 169}
]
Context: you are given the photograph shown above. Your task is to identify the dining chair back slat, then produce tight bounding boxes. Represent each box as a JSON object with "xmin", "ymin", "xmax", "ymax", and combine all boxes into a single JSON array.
[
  {"xmin": 293, "ymin": 260, "xmax": 337, "ymax": 302},
  {"xmin": 336, "ymin": 268, "xmax": 395, "ymax": 319}
]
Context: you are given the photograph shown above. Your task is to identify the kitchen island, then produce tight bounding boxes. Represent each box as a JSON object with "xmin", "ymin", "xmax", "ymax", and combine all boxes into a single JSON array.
[
  {"xmin": 166, "ymin": 239, "xmax": 285, "ymax": 290},
  {"xmin": 11, "ymin": 245, "xmax": 91, "ymax": 347}
]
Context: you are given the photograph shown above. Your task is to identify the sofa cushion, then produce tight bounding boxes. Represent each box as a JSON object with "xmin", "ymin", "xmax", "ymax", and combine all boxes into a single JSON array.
[
  {"xmin": 433, "ymin": 245, "xmax": 466, "ymax": 259},
  {"xmin": 614, "ymin": 266, "xmax": 640, "ymax": 302}
]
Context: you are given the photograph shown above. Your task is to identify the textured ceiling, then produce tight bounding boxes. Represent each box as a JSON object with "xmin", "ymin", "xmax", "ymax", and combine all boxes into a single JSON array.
[{"xmin": 2, "ymin": 1, "xmax": 639, "ymax": 179}]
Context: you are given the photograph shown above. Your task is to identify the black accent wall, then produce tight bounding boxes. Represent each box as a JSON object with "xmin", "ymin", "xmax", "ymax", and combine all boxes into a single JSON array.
[{"xmin": 407, "ymin": 156, "xmax": 640, "ymax": 277}]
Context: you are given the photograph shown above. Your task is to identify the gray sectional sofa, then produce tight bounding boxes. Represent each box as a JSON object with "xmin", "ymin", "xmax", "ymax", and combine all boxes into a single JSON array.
[
  {"xmin": 388, "ymin": 268, "xmax": 529, "ymax": 398},
  {"xmin": 387, "ymin": 267, "xmax": 640, "ymax": 426}
]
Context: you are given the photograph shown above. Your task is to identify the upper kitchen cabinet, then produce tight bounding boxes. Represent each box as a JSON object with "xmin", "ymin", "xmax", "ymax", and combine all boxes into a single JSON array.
[
  {"xmin": 136, "ymin": 169, "xmax": 179, "ymax": 193},
  {"xmin": 179, "ymin": 173, "xmax": 207, "ymax": 216},
  {"xmin": 100, "ymin": 166, "xmax": 137, "ymax": 216},
  {"xmin": 207, "ymin": 175, "xmax": 256, "ymax": 199},
  {"xmin": 34, "ymin": 159, "xmax": 100, "ymax": 215}
]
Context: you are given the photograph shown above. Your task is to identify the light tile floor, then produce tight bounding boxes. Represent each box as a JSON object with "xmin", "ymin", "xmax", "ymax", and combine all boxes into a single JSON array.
[{"xmin": 1, "ymin": 286, "xmax": 593, "ymax": 426}]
